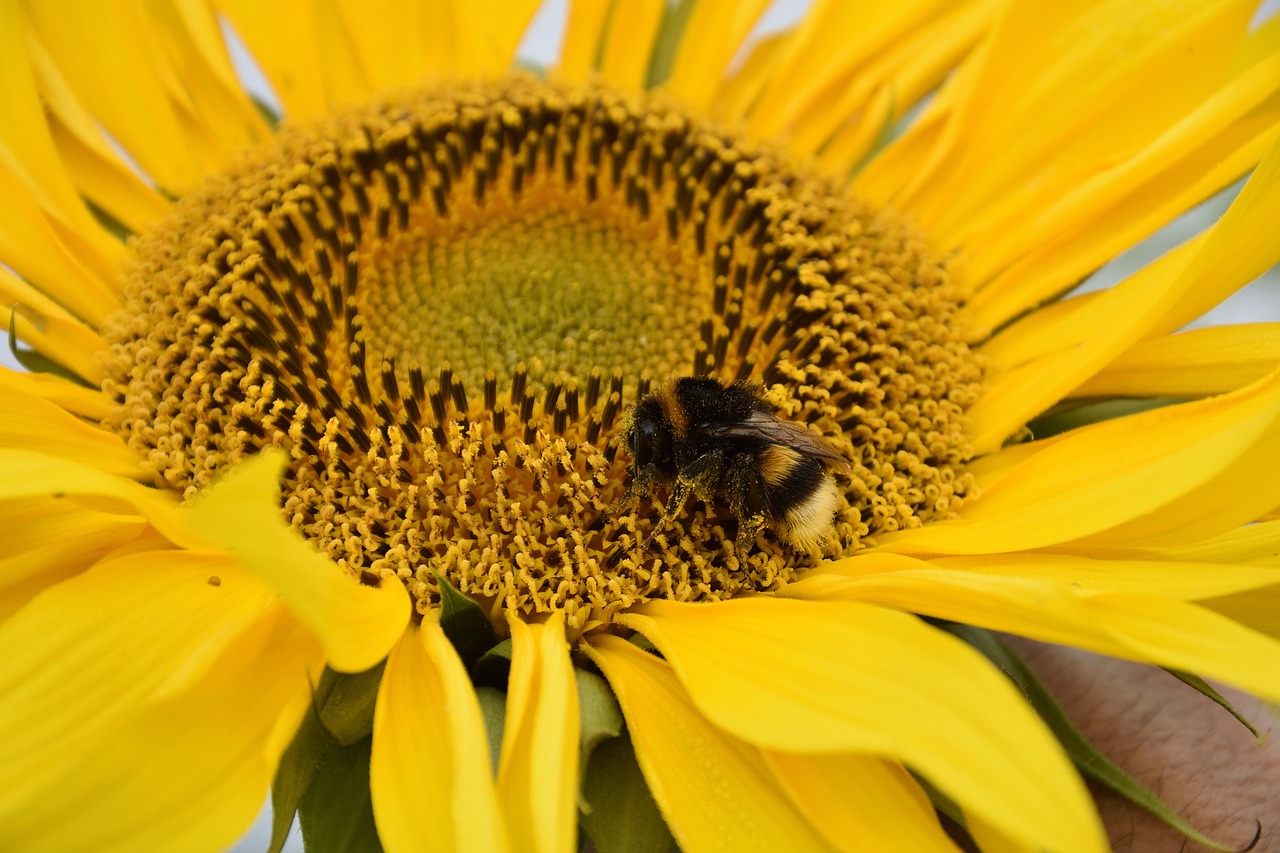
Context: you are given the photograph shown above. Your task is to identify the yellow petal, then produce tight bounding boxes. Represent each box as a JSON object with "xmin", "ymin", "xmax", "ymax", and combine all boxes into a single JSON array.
[
  {"xmin": 0, "ymin": 2, "xmax": 128, "ymax": 256},
  {"xmin": 214, "ymin": 0, "xmax": 331, "ymax": 120},
  {"xmin": 0, "ymin": 365, "xmax": 107, "ymax": 420},
  {"xmin": 785, "ymin": 562, "xmax": 1280, "ymax": 701},
  {"xmin": 967, "ymin": 812, "xmax": 1041, "ymax": 853},
  {"xmin": 965, "ymin": 36, "xmax": 1280, "ymax": 332},
  {"xmin": 423, "ymin": 0, "xmax": 472, "ymax": 76},
  {"xmin": 969, "ymin": 131, "xmax": 1280, "ymax": 443},
  {"xmin": 41, "ymin": 106, "xmax": 170, "ymax": 237},
  {"xmin": 0, "ymin": 548, "xmax": 278, "ymax": 813},
  {"xmin": 1071, "ymin": 324, "xmax": 1280, "ymax": 399},
  {"xmin": 664, "ymin": 0, "xmax": 772, "ymax": 110},
  {"xmin": 140, "ymin": 0, "xmax": 272, "ymax": 152},
  {"xmin": 598, "ymin": 0, "xmax": 666, "ymax": 92},
  {"xmin": 1144, "ymin": 152, "xmax": 1280, "ymax": 340},
  {"xmin": 0, "ymin": 449, "xmax": 195, "ymax": 548},
  {"xmin": 929, "ymin": 552, "xmax": 1280, "ymax": 599},
  {"xmin": 761, "ymin": 751, "xmax": 958, "ymax": 852},
  {"xmin": 312, "ymin": 1, "xmax": 375, "ymax": 107},
  {"xmin": 967, "ymin": 119, "xmax": 1276, "ymax": 338},
  {"xmin": 1, "ymin": 298, "xmax": 106, "ymax": 386},
  {"xmin": 22, "ymin": 0, "xmax": 214, "ymax": 191},
  {"xmin": 754, "ymin": 0, "xmax": 996, "ymax": 166},
  {"xmin": 555, "ymin": 0, "xmax": 611, "ymax": 85},
  {"xmin": 456, "ymin": 0, "xmax": 541, "ymax": 77},
  {"xmin": 617, "ymin": 599, "xmax": 1104, "ymax": 853},
  {"xmin": 1070, "ymin": 398, "xmax": 1280, "ymax": 549},
  {"xmin": 0, "ymin": 157, "xmax": 120, "ymax": 326},
  {"xmin": 810, "ymin": 84, "xmax": 894, "ymax": 177},
  {"xmin": 345, "ymin": 0, "xmax": 538, "ymax": 83},
  {"xmin": 851, "ymin": 66, "xmax": 963, "ymax": 207},
  {"xmin": 0, "ymin": 500, "xmax": 147, "ymax": 619},
  {"xmin": 188, "ymin": 450, "xmax": 410, "ymax": 672},
  {"xmin": 0, "ymin": 264, "xmax": 82, "ymax": 332},
  {"xmin": 1090, "ymin": 592, "xmax": 1280, "ymax": 699},
  {"xmin": 1, "ymin": 587, "xmax": 320, "ymax": 852},
  {"xmin": 0, "ymin": 384, "xmax": 141, "ymax": 477},
  {"xmin": 908, "ymin": 0, "xmax": 1255, "ymax": 240},
  {"xmin": 975, "ymin": 109, "xmax": 1278, "ymax": 364},
  {"xmin": 333, "ymin": 0, "xmax": 440, "ymax": 90},
  {"xmin": 1134, "ymin": 519, "xmax": 1280, "ymax": 565},
  {"xmin": 716, "ymin": 31, "xmax": 786, "ymax": 123},
  {"xmin": 744, "ymin": 0, "xmax": 932, "ymax": 139},
  {"xmin": 497, "ymin": 613, "xmax": 578, "ymax": 853},
  {"xmin": 965, "ymin": 433, "xmax": 1071, "ymax": 492},
  {"xmin": 890, "ymin": 369, "xmax": 1280, "ymax": 555},
  {"xmin": 964, "ymin": 44, "xmax": 1280, "ymax": 287},
  {"xmin": 371, "ymin": 621, "xmax": 507, "ymax": 853},
  {"xmin": 1199, "ymin": 583, "xmax": 1280, "ymax": 640},
  {"xmin": 583, "ymin": 633, "xmax": 833, "ymax": 852}
]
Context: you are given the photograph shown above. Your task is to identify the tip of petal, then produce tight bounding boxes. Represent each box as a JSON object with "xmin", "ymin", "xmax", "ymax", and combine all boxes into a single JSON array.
[{"xmin": 189, "ymin": 450, "xmax": 410, "ymax": 673}]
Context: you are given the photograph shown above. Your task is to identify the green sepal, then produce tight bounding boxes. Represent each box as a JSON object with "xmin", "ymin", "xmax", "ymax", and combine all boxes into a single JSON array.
[
  {"xmin": 269, "ymin": 705, "xmax": 332, "ymax": 853},
  {"xmin": 512, "ymin": 59, "xmax": 548, "ymax": 79},
  {"xmin": 945, "ymin": 623, "xmax": 1256, "ymax": 853},
  {"xmin": 627, "ymin": 633, "xmax": 657, "ymax": 654},
  {"xmin": 433, "ymin": 570, "xmax": 500, "ymax": 667},
  {"xmin": 579, "ymin": 731, "xmax": 675, "ymax": 853},
  {"xmin": 297, "ymin": 736, "xmax": 383, "ymax": 853},
  {"xmin": 86, "ymin": 200, "xmax": 133, "ymax": 241},
  {"xmin": 475, "ymin": 685, "xmax": 507, "ymax": 774},
  {"xmin": 1027, "ymin": 396, "xmax": 1179, "ymax": 439},
  {"xmin": 474, "ymin": 637, "xmax": 514, "ymax": 686},
  {"xmin": 250, "ymin": 93, "xmax": 281, "ymax": 128},
  {"xmin": 1164, "ymin": 668, "xmax": 1262, "ymax": 742},
  {"xmin": 907, "ymin": 769, "xmax": 967, "ymax": 833},
  {"xmin": 574, "ymin": 669, "xmax": 624, "ymax": 809},
  {"xmin": 318, "ymin": 662, "xmax": 386, "ymax": 746},
  {"xmin": 848, "ymin": 88, "xmax": 899, "ymax": 177},
  {"xmin": 908, "ymin": 770, "xmax": 976, "ymax": 851},
  {"xmin": 646, "ymin": 0, "xmax": 696, "ymax": 89},
  {"xmin": 6, "ymin": 312, "xmax": 95, "ymax": 389}
]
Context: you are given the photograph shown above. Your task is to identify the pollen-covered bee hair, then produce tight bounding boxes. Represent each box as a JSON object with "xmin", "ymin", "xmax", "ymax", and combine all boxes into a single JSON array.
[{"xmin": 617, "ymin": 377, "xmax": 848, "ymax": 552}]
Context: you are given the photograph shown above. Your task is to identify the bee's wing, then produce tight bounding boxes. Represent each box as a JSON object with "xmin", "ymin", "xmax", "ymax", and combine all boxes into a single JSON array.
[{"xmin": 703, "ymin": 411, "xmax": 850, "ymax": 469}]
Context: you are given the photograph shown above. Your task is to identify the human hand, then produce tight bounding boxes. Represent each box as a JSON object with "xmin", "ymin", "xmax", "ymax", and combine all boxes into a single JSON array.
[{"xmin": 1007, "ymin": 638, "xmax": 1280, "ymax": 852}]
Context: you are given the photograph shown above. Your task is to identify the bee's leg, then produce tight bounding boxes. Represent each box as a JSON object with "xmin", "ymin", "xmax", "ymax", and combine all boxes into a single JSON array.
[
  {"xmin": 739, "ymin": 464, "xmax": 767, "ymax": 517},
  {"xmin": 734, "ymin": 512, "xmax": 766, "ymax": 554},
  {"xmin": 675, "ymin": 448, "xmax": 727, "ymax": 509},
  {"xmin": 661, "ymin": 478, "xmax": 693, "ymax": 521},
  {"xmin": 609, "ymin": 484, "xmax": 639, "ymax": 516},
  {"xmin": 607, "ymin": 467, "xmax": 653, "ymax": 559},
  {"xmin": 733, "ymin": 463, "xmax": 769, "ymax": 554},
  {"xmin": 644, "ymin": 451, "xmax": 723, "ymax": 550},
  {"xmin": 628, "ymin": 478, "xmax": 685, "ymax": 557},
  {"xmin": 610, "ymin": 464, "xmax": 653, "ymax": 516}
]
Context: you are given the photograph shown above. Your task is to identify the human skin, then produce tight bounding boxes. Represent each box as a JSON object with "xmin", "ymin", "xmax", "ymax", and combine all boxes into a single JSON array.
[{"xmin": 1007, "ymin": 638, "xmax": 1280, "ymax": 853}]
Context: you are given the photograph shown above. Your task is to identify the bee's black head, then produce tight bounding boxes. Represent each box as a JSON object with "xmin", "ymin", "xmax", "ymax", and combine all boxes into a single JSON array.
[{"xmin": 628, "ymin": 395, "xmax": 675, "ymax": 474}]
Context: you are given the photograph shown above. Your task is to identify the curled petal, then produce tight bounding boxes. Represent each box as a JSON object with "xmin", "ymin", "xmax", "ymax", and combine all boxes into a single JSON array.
[
  {"xmin": 584, "ymin": 633, "xmax": 833, "ymax": 852},
  {"xmin": 618, "ymin": 598, "xmax": 1105, "ymax": 853},
  {"xmin": 188, "ymin": 451, "xmax": 410, "ymax": 673},
  {"xmin": 371, "ymin": 621, "xmax": 506, "ymax": 853},
  {"xmin": 498, "ymin": 613, "xmax": 578, "ymax": 853}
]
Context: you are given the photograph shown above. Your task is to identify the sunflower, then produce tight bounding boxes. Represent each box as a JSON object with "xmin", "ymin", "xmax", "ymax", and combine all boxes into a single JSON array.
[{"xmin": 2, "ymin": 0, "xmax": 1280, "ymax": 851}]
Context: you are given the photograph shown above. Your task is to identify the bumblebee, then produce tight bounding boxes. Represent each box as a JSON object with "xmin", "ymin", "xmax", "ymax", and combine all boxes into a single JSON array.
[{"xmin": 618, "ymin": 377, "xmax": 847, "ymax": 551}]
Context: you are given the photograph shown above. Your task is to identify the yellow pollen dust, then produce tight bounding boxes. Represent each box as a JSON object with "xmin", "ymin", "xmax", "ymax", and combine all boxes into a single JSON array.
[{"xmin": 102, "ymin": 76, "xmax": 983, "ymax": 633}]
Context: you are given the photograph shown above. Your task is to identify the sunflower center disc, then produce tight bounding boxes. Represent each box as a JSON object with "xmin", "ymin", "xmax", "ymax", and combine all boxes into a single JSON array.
[{"xmin": 103, "ymin": 76, "xmax": 984, "ymax": 631}]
